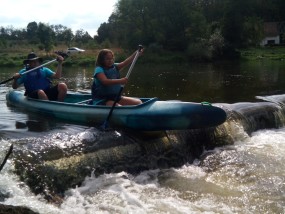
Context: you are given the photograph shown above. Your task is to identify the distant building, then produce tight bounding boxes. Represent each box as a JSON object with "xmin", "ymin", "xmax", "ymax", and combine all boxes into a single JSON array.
[{"xmin": 260, "ymin": 22, "xmax": 285, "ymax": 46}]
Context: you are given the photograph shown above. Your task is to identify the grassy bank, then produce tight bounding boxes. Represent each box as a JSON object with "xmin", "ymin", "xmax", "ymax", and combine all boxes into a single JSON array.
[
  {"xmin": 240, "ymin": 46, "xmax": 285, "ymax": 61},
  {"xmin": 0, "ymin": 46, "xmax": 189, "ymax": 67},
  {"xmin": 0, "ymin": 45, "xmax": 98, "ymax": 67},
  {"xmin": 0, "ymin": 45, "xmax": 284, "ymax": 67}
]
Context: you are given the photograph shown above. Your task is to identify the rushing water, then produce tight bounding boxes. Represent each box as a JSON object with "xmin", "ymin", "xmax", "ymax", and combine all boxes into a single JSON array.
[{"xmin": 0, "ymin": 60, "xmax": 285, "ymax": 213}]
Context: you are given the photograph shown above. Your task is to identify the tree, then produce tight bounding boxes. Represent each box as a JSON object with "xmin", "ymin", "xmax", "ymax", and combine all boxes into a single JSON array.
[
  {"xmin": 61, "ymin": 28, "xmax": 74, "ymax": 47},
  {"xmin": 27, "ymin": 22, "xmax": 39, "ymax": 43},
  {"xmin": 97, "ymin": 0, "xmax": 209, "ymax": 51},
  {"xmin": 97, "ymin": 22, "xmax": 112, "ymax": 43},
  {"xmin": 74, "ymin": 29, "xmax": 92, "ymax": 44},
  {"xmin": 242, "ymin": 16, "xmax": 264, "ymax": 46},
  {"xmin": 11, "ymin": 28, "xmax": 26, "ymax": 40},
  {"xmin": 37, "ymin": 23, "xmax": 55, "ymax": 53}
]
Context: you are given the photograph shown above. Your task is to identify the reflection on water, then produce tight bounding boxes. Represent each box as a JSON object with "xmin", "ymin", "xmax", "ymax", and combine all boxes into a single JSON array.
[
  {"xmin": 63, "ymin": 60, "xmax": 285, "ymax": 103},
  {"xmin": 1, "ymin": 60, "xmax": 285, "ymax": 104}
]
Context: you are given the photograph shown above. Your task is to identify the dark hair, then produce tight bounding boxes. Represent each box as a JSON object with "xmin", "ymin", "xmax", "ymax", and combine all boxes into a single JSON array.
[{"xmin": 95, "ymin": 49, "xmax": 114, "ymax": 67}]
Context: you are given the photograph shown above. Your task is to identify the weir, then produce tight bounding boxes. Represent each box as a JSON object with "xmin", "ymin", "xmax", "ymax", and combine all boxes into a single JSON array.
[{"xmin": 11, "ymin": 95, "xmax": 285, "ymax": 202}]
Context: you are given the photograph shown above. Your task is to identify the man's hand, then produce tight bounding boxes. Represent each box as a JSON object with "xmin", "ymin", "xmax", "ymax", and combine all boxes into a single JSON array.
[
  {"xmin": 57, "ymin": 55, "xmax": 64, "ymax": 63},
  {"xmin": 13, "ymin": 73, "xmax": 21, "ymax": 80}
]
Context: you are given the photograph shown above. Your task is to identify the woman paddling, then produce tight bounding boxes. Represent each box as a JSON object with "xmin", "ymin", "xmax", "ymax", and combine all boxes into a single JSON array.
[{"xmin": 91, "ymin": 48, "xmax": 143, "ymax": 106}]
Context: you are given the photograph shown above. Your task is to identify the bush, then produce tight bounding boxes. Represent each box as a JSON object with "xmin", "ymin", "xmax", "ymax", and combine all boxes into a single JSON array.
[
  {"xmin": 186, "ymin": 40, "xmax": 211, "ymax": 61},
  {"xmin": 209, "ymin": 30, "xmax": 225, "ymax": 59}
]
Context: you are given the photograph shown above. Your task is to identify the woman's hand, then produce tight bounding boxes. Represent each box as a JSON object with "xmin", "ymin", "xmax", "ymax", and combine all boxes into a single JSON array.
[
  {"xmin": 138, "ymin": 47, "xmax": 144, "ymax": 56},
  {"xmin": 119, "ymin": 77, "xmax": 128, "ymax": 85}
]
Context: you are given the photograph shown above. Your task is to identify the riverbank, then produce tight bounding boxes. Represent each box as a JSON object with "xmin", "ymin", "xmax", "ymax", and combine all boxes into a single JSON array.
[
  {"xmin": 0, "ymin": 46, "xmax": 284, "ymax": 67},
  {"xmin": 240, "ymin": 46, "xmax": 285, "ymax": 61}
]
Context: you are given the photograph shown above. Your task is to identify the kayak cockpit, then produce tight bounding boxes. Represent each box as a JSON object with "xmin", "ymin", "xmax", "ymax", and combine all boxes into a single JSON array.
[{"xmin": 62, "ymin": 92, "xmax": 158, "ymax": 107}]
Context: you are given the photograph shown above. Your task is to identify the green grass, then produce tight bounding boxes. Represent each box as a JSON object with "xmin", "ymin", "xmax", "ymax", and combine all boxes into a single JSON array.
[
  {"xmin": 1, "ymin": 43, "xmax": 285, "ymax": 67},
  {"xmin": 240, "ymin": 46, "xmax": 285, "ymax": 61}
]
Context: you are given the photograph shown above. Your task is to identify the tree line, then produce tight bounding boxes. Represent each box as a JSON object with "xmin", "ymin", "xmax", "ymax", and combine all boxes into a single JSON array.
[
  {"xmin": 1, "ymin": 0, "xmax": 285, "ymax": 60},
  {"xmin": 0, "ymin": 22, "xmax": 94, "ymax": 53},
  {"xmin": 96, "ymin": 0, "xmax": 285, "ymax": 60}
]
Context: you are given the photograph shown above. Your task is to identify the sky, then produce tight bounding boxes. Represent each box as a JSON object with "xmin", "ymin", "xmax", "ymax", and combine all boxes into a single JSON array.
[{"xmin": 0, "ymin": 0, "xmax": 117, "ymax": 37}]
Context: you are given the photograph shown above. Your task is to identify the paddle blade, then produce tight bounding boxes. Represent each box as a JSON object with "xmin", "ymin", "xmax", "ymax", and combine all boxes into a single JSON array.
[
  {"xmin": 99, "ymin": 120, "xmax": 114, "ymax": 131},
  {"xmin": 54, "ymin": 51, "xmax": 69, "ymax": 59},
  {"xmin": 101, "ymin": 120, "xmax": 108, "ymax": 130}
]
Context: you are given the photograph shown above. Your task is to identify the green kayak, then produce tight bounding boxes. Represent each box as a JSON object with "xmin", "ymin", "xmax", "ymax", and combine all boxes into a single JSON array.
[{"xmin": 6, "ymin": 90, "xmax": 227, "ymax": 131}]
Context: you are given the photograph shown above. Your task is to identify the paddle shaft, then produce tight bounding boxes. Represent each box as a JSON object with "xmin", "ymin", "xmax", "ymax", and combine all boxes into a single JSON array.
[
  {"xmin": 22, "ymin": 58, "xmax": 58, "ymax": 75},
  {"xmin": 125, "ymin": 48, "xmax": 141, "ymax": 79},
  {"xmin": 103, "ymin": 46, "xmax": 143, "ymax": 127},
  {"xmin": 0, "ymin": 58, "xmax": 58, "ymax": 85},
  {"xmin": 104, "ymin": 86, "xmax": 124, "ymax": 124},
  {"xmin": 0, "ymin": 144, "xmax": 13, "ymax": 172}
]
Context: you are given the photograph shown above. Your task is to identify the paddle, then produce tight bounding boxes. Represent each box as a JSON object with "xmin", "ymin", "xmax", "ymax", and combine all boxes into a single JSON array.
[
  {"xmin": 102, "ymin": 45, "xmax": 143, "ymax": 129},
  {"xmin": 0, "ymin": 144, "xmax": 13, "ymax": 173},
  {"xmin": 0, "ymin": 48, "xmax": 83, "ymax": 86}
]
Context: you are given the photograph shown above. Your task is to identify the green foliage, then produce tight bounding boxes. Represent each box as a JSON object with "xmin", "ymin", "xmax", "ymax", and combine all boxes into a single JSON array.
[
  {"xmin": 147, "ymin": 43, "xmax": 164, "ymax": 54},
  {"xmin": 0, "ymin": 38, "xmax": 7, "ymax": 48},
  {"xmin": 240, "ymin": 47, "xmax": 285, "ymax": 61},
  {"xmin": 209, "ymin": 30, "xmax": 225, "ymax": 59},
  {"xmin": 0, "ymin": 21, "xmax": 94, "ymax": 57},
  {"xmin": 27, "ymin": 21, "xmax": 39, "ymax": 44},
  {"xmin": 86, "ymin": 40, "xmax": 100, "ymax": 49},
  {"xmin": 95, "ymin": 0, "xmax": 285, "ymax": 60},
  {"xmin": 0, "ymin": 0, "xmax": 285, "ymax": 62},
  {"xmin": 100, "ymin": 39, "xmax": 111, "ymax": 49},
  {"xmin": 105, "ymin": 0, "xmax": 206, "ymax": 51},
  {"xmin": 242, "ymin": 16, "xmax": 264, "ymax": 46},
  {"xmin": 0, "ymin": 53, "xmax": 24, "ymax": 67},
  {"xmin": 186, "ymin": 40, "xmax": 211, "ymax": 61},
  {"xmin": 77, "ymin": 57, "xmax": 95, "ymax": 66},
  {"xmin": 37, "ymin": 23, "xmax": 55, "ymax": 53}
]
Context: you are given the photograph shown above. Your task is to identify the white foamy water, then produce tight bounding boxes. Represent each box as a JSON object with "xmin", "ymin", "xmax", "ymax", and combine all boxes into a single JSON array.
[{"xmin": 1, "ymin": 127, "xmax": 285, "ymax": 213}]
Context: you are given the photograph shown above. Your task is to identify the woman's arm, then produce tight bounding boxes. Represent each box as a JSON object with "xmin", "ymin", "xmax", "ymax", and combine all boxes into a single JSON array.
[
  {"xmin": 117, "ymin": 48, "xmax": 143, "ymax": 71},
  {"xmin": 96, "ymin": 73, "xmax": 128, "ymax": 86}
]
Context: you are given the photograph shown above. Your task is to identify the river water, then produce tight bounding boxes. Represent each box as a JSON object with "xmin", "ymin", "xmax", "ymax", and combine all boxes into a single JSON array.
[{"xmin": 0, "ymin": 60, "xmax": 285, "ymax": 213}]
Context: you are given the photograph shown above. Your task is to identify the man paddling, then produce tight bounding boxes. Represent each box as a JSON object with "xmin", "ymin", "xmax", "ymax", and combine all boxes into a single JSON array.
[{"xmin": 12, "ymin": 52, "xmax": 67, "ymax": 101}]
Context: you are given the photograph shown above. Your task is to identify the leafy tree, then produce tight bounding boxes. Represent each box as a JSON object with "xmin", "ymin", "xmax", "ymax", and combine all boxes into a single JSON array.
[
  {"xmin": 96, "ymin": 22, "xmax": 112, "ymax": 44},
  {"xmin": 37, "ymin": 23, "xmax": 55, "ymax": 53},
  {"xmin": 1, "ymin": 0, "xmax": 285, "ymax": 58},
  {"xmin": 27, "ymin": 22, "xmax": 39, "ymax": 44},
  {"xmin": 51, "ymin": 24, "xmax": 72, "ymax": 42},
  {"xmin": 242, "ymin": 16, "xmax": 264, "ymax": 46},
  {"xmin": 0, "ymin": 38, "xmax": 7, "ymax": 48},
  {"xmin": 10, "ymin": 28, "xmax": 26, "ymax": 40},
  {"xmin": 0, "ymin": 27, "xmax": 9, "ymax": 40},
  {"xmin": 97, "ymin": 0, "xmax": 209, "ymax": 51},
  {"xmin": 61, "ymin": 28, "xmax": 74, "ymax": 47},
  {"xmin": 74, "ymin": 29, "xmax": 92, "ymax": 44}
]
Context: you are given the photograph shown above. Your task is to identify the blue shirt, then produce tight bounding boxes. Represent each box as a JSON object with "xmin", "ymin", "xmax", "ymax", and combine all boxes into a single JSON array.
[{"xmin": 17, "ymin": 67, "xmax": 54, "ymax": 94}]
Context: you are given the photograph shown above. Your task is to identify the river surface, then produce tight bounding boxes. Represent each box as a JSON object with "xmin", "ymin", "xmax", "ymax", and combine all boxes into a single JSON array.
[{"xmin": 0, "ymin": 60, "xmax": 285, "ymax": 213}]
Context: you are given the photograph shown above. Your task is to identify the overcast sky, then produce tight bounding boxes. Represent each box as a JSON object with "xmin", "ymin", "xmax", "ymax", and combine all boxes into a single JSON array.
[{"xmin": 0, "ymin": 0, "xmax": 117, "ymax": 37}]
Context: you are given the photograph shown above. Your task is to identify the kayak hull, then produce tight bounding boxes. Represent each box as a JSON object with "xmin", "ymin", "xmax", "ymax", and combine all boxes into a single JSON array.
[{"xmin": 6, "ymin": 90, "xmax": 227, "ymax": 131}]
